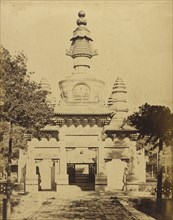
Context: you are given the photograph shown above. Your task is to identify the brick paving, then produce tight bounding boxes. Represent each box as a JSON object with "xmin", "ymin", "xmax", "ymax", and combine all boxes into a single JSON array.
[
  {"xmin": 27, "ymin": 196, "xmax": 134, "ymax": 220},
  {"xmin": 10, "ymin": 186, "xmax": 154, "ymax": 220},
  {"xmin": 25, "ymin": 188, "xmax": 135, "ymax": 220}
]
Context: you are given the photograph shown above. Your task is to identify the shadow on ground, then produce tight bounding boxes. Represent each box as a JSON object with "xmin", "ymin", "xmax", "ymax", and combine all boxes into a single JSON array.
[
  {"xmin": 130, "ymin": 198, "xmax": 173, "ymax": 220},
  {"xmin": 70, "ymin": 183, "xmax": 95, "ymax": 191},
  {"xmin": 26, "ymin": 193, "xmax": 135, "ymax": 220}
]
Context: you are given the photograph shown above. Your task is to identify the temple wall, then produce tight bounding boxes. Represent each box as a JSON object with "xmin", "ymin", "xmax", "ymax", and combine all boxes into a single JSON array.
[
  {"xmin": 23, "ymin": 129, "xmax": 146, "ymax": 192},
  {"xmin": 34, "ymin": 148, "xmax": 60, "ymax": 159}
]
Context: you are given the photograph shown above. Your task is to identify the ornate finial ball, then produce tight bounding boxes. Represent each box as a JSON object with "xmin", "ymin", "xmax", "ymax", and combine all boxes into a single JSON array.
[
  {"xmin": 78, "ymin": 10, "xmax": 85, "ymax": 18},
  {"xmin": 77, "ymin": 18, "xmax": 87, "ymax": 26}
]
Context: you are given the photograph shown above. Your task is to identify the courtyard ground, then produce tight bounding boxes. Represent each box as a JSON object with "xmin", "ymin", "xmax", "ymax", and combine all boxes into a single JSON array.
[{"xmin": 10, "ymin": 186, "xmax": 155, "ymax": 220}]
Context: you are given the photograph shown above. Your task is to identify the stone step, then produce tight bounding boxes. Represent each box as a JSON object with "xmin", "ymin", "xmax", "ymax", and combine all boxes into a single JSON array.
[
  {"xmin": 75, "ymin": 174, "xmax": 90, "ymax": 183},
  {"xmin": 75, "ymin": 174, "xmax": 89, "ymax": 178}
]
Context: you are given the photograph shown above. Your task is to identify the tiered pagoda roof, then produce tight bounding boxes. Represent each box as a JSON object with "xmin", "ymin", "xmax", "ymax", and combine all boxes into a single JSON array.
[
  {"xmin": 39, "ymin": 78, "xmax": 52, "ymax": 94},
  {"xmin": 39, "ymin": 78, "xmax": 56, "ymax": 107},
  {"xmin": 66, "ymin": 11, "xmax": 98, "ymax": 60},
  {"xmin": 112, "ymin": 77, "xmax": 127, "ymax": 95},
  {"xmin": 108, "ymin": 77, "xmax": 128, "ymax": 113},
  {"xmin": 107, "ymin": 94, "xmax": 113, "ymax": 107}
]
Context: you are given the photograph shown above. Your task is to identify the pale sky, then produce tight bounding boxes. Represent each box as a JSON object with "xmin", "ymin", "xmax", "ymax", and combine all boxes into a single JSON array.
[{"xmin": 1, "ymin": 1, "xmax": 172, "ymax": 113}]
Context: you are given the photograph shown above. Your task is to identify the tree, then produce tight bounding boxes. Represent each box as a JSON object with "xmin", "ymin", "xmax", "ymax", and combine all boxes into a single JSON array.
[
  {"xmin": 0, "ymin": 46, "xmax": 55, "ymax": 169},
  {"xmin": 0, "ymin": 122, "xmax": 27, "ymax": 179},
  {"xmin": 0, "ymin": 46, "xmax": 55, "ymax": 219},
  {"xmin": 0, "ymin": 46, "xmax": 54, "ymax": 134},
  {"xmin": 125, "ymin": 103, "xmax": 173, "ymax": 203}
]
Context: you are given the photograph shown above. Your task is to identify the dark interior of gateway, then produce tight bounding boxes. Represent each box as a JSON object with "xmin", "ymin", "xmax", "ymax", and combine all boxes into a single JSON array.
[{"xmin": 67, "ymin": 163, "xmax": 96, "ymax": 190}]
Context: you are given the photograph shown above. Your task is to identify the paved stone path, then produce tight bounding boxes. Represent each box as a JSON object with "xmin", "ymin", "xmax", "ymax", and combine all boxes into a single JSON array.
[
  {"xmin": 11, "ymin": 186, "xmax": 154, "ymax": 220},
  {"xmin": 28, "ymin": 197, "xmax": 134, "ymax": 220},
  {"xmin": 25, "ymin": 187, "xmax": 135, "ymax": 220}
]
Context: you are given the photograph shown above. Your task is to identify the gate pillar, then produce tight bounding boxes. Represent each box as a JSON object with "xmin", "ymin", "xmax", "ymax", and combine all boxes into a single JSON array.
[
  {"xmin": 56, "ymin": 142, "xmax": 68, "ymax": 185},
  {"xmin": 95, "ymin": 144, "xmax": 107, "ymax": 186}
]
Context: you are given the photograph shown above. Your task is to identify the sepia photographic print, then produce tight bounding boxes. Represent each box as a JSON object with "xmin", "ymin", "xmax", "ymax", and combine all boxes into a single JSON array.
[{"xmin": 0, "ymin": 1, "xmax": 172, "ymax": 220}]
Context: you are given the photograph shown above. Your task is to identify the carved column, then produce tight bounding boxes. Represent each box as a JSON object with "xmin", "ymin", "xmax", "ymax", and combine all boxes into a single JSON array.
[
  {"xmin": 60, "ymin": 145, "xmax": 67, "ymax": 174},
  {"xmin": 95, "ymin": 142, "xmax": 107, "ymax": 185},
  {"xmin": 98, "ymin": 145, "xmax": 105, "ymax": 174},
  {"xmin": 56, "ymin": 141, "xmax": 68, "ymax": 185},
  {"xmin": 127, "ymin": 141, "xmax": 139, "ymax": 191},
  {"xmin": 25, "ymin": 144, "xmax": 38, "ymax": 192}
]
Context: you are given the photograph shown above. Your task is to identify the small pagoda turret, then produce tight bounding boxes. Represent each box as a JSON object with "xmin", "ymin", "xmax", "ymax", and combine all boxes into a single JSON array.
[
  {"xmin": 39, "ymin": 78, "xmax": 56, "ymax": 108},
  {"xmin": 109, "ymin": 77, "xmax": 128, "ymax": 115}
]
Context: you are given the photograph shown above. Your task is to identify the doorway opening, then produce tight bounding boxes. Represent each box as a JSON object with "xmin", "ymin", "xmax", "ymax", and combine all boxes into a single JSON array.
[
  {"xmin": 36, "ymin": 159, "xmax": 56, "ymax": 191},
  {"xmin": 67, "ymin": 163, "xmax": 96, "ymax": 190}
]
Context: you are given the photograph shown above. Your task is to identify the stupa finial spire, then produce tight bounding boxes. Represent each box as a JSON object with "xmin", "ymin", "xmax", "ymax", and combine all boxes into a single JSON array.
[
  {"xmin": 77, "ymin": 10, "xmax": 87, "ymax": 26},
  {"xmin": 66, "ymin": 11, "xmax": 98, "ymax": 72}
]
